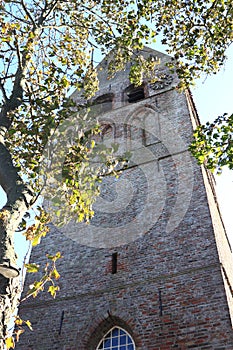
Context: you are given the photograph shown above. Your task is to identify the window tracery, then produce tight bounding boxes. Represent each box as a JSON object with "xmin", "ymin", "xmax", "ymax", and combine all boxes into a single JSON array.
[{"xmin": 96, "ymin": 326, "xmax": 135, "ymax": 350}]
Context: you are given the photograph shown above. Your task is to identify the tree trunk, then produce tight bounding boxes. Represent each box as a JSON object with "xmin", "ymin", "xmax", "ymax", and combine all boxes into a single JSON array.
[
  {"xmin": 0, "ymin": 142, "xmax": 35, "ymax": 344},
  {"xmin": 0, "ymin": 38, "xmax": 37, "ymax": 345},
  {"xmin": 0, "ymin": 275, "xmax": 19, "ymax": 348}
]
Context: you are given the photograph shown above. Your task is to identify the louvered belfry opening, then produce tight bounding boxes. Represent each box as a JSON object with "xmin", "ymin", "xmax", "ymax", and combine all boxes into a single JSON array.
[{"xmin": 126, "ymin": 84, "xmax": 145, "ymax": 103}]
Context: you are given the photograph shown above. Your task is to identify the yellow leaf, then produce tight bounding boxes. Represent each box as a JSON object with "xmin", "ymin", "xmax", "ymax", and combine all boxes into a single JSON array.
[
  {"xmin": 52, "ymin": 268, "xmax": 60, "ymax": 280},
  {"xmin": 32, "ymin": 234, "xmax": 42, "ymax": 246},
  {"xmin": 5, "ymin": 337, "xmax": 15, "ymax": 349},
  {"xmin": 14, "ymin": 317, "xmax": 23, "ymax": 326},
  {"xmin": 54, "ymin": 251, "xmax": 62, "ymax": 259},
  {"xmin": 48, "ymin": 285, "xmax": 60, "ymax": 298},
  {"xmin": 25, "ymin": 320, "xmax": 33, "ymax": 331}
]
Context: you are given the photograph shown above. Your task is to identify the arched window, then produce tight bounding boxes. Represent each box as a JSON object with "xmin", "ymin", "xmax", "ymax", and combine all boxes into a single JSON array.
[
  {"xmin": 96, "ymin": 326, "xmax": 135, "ymax": 350},
  {"xmin": 93, "ymin": 93, "xmax": 114, "ymax": 114}
]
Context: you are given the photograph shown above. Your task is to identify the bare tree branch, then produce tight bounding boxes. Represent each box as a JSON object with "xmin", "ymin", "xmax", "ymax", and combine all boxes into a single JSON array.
[
  {"xmin": 21, "ymin": 0, "xmax": 36, "ymax": 28},
  {"xmin": 0, "ymin": 83, "xmax": 8, "ymax": 103}
]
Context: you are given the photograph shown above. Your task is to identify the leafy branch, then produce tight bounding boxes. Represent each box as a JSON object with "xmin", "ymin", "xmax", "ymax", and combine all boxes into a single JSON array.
[{"xmin": 190, "ymin": 113, "xmax": 233, "ymax": 173}]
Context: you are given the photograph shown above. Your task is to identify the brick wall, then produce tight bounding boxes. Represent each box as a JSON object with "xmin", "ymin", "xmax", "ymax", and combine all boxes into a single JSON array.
[{"xmin": 17, "ymin": 48, "xmax": 233, "ymax": 350}]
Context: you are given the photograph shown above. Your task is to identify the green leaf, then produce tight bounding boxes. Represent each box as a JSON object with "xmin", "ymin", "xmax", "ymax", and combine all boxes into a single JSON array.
[
  {"xmin": 25, "ymin": 263, "xmax": 40, "ymax": 273},
  {"xmin": 47, "ymin": 251, "xmax": 62, "ymax": 261}
]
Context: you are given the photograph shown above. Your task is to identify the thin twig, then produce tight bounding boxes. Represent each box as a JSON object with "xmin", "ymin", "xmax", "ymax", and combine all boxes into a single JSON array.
[{"xmin": 21, "ymin": 0, "xmax": 36, "ymax": 28}]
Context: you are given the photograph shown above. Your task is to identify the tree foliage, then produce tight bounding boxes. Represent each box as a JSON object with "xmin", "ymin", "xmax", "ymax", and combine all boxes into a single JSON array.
[
  {"xmin": 0, "ymin": 0, "xmax": 233, "ymax": 348},
  {"xmin": 190, "ymin": 113, "xmax": 233, "ymax": 173}
]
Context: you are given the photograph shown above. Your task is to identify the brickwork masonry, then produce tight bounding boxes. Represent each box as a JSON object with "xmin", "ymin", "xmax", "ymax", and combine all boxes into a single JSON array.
[{"xmin": 17, "ymin": 49, "xmax": 233, "ymax": 350}]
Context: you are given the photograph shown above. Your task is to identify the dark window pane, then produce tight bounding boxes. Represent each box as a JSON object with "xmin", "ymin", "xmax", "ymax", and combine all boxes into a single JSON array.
[
  {"xmin": 120, "ymin": 335, "xmax": 127, "ymax": 345},
  {"xmin": 126, "ymin": 85, "xmax": 145, "ymax": 103}
]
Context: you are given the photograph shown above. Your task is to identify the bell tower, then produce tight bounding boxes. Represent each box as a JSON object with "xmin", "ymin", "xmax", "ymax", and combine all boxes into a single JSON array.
[{"xmin": 17, "ymin": 48, "xmax": 233, "ymax": 349}]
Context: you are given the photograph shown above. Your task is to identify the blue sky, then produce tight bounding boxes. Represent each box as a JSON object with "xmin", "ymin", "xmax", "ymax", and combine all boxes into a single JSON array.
[{"xmin": 192, "ymin": 44, "xmax": 233, "ymax": 246}]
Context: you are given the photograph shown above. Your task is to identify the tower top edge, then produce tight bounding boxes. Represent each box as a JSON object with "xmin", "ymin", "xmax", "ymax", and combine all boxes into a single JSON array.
[
  {"xmin": 96, "ymin": 46, "xmax": 172, "ymax": 87},
  {"xmin": 71, "ymin": 47, "xmax": 177, "ymax": 103}
]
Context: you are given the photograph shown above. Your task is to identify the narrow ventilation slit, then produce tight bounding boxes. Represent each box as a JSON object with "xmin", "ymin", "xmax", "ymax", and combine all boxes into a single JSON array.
[
  {"xmin": 58, "ymin": 310, "xmax": 65, "ymax": 335},
  {"xmin": 111, "ymin": 252, "xmax": 118, "ymax": 274},
  {"xmin": 159, "ymin": 290, "xmax": 163, "ymax": 316}
]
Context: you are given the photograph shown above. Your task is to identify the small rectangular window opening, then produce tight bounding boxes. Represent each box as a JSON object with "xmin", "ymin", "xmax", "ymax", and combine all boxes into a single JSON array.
[
  {"xmin": 127, "ymin": 86, "xmax": 145, "ymax": 103},
  {"xmin": 111, "ymin": 252, "xmax": 118, "ymax": 274}
]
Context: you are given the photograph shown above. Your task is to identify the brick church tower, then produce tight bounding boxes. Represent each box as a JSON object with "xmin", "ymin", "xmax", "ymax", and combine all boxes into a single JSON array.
[{"xmin": 17, "ymin": 48, "xmax": 233, "ymax": 349}]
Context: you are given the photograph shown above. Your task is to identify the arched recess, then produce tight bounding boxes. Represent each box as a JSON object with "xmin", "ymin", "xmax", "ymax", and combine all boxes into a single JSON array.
[
  {"xmin": 92, "ymin": 120, "xmax": 116, "ymax": 145},
  {"xmin": 124, "ymin": 104, "xmax": 161, "ymax": 148},
  {"xmin": 85, "ymin": 315, "xmax": 137, "ymax": 350},
  {"xmin": 101, "ymin": 122, "xmax": 116, "ymax": 143}
]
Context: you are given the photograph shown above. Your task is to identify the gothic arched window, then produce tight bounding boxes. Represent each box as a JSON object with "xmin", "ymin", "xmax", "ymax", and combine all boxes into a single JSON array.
[{"xmin": 96, "ymin": 326, "xmax": 135, "ymax": 350}]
